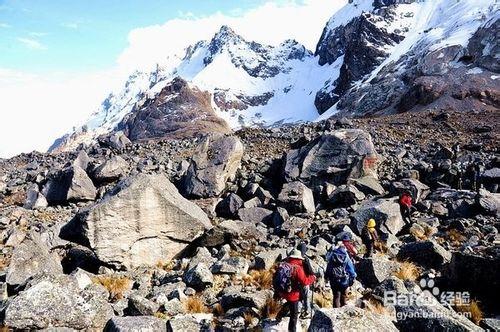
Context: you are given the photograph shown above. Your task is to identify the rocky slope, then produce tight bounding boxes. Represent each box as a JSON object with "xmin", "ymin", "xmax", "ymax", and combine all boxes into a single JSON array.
[{"xmin": 1, "ymin": 110, "xmax": 499, "ymax": 331}]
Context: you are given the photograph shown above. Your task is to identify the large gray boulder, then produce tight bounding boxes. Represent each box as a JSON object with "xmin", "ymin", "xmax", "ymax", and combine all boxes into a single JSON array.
[
  {"xmin": 182, "ymin": 134, "xmax": 244, "ymax": 198},
  {"xmin": 60, "ymin": 173, "xmax": 212, "ymax": 270},
  {"xmin": 308, "ymin": 306, "xmax": 398, "ymax": 331},
  {"xmin": 328, "ymin": 184, "xmax": 365, "ymax": 207},
  {"xmin": 5, "ymin": 275, "xmax": 113, "ymax": 330},
  {"xmin": 23, "ymin": 184, "xmax": 48, "ymax": 209},
  {"xmin": 167, "ymin": 314, "xmax": 213, "ymax": 332},
  {"xmin": 92, "ymin": 155, "xmax": 129, "ymax": 183},
  {"xmin": 220, "ymin": 287, "xmax": 271, "ymax": 311},
  {"xmin": 277, "ymin": 181, "xmax": 315, "ymax": 214},
  {"xmin": 105, "ymin": 316, "xmax": 166, "ymax": 332},
  {"xmin": 238, "ymin": 207, "xmax": 273, "ymax": 224},
  {"xmin": 356, "ymin": 257, "xmax": 401, "ymax": 288},
  {"xmin": 215, "ymin": 193, "xmax": 244, "ymax": 219},
  {"xmin": 6, "ymin": 235, "xmax": 63, "ymax": 287},
  {"xmin": 184, "ymin": 263, "xmax": 214, "ymax": 291},
  {"xmin": 397, "ymin": 240, "xmax": 451, "ymax": 269},
  {"xmin": 42, "ymin": 165, "xmax": 96, "ymax": 204},
  {"xmin": 351, "ymin": 198, "xmax": 404, "ymax": 236},
  {"xmin": 284, "ymin": 129, "xmax": 379, "ymax": 186}
]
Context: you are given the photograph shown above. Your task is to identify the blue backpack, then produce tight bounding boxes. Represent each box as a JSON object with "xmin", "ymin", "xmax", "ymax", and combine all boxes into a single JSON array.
[
  {"xmin": 273, "ymin": 262, "xmax": 296, "ymax": 293},
  {"xmin": 325, "ymin": 248, "xmax": 349, "ymax": 284}
]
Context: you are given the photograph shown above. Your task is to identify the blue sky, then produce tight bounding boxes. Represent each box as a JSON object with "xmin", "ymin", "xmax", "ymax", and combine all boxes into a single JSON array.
[
  {"xmin": 0, "ymin": 0, "xmax": 340, "ymax": 158},
  {"xmin": 0, "ymin": 0, "xmax": 273, "ymax": 74}
]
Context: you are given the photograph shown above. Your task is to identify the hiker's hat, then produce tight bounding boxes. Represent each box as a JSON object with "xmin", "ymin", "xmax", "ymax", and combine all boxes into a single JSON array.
[{"xmin": 288, "ymin": 249, "xmax": 304, "ymax": 260}]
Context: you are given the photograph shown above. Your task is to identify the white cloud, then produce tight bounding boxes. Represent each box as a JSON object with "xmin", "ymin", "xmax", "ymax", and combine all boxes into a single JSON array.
[
  {"xmin": 61, "ymin": 22, "xmax": 79, "ymax": 29},
  {"xmin": 17, "ymin": 37, "xmax": 47, "ymax": 50},
  {"xmin": 118, "ymin": 0, "xmax": 347, "ymax": 70},
  {"xmin": 29, "ymin": 31, "xmax": 48, "ymax": 37},
  {"xmin": 0, "ymin": 68, "xmax": 123, "ymax": 158},
  {"xmin": 0, "ymin": 22, "xmax": 10, "ymax": 28}
]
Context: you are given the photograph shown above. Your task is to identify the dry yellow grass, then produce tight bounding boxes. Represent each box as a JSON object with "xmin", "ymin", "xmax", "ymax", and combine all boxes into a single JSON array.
[
  {"xmin": 454, "ymin": 300, "xmax": 483, "ymax": 325},
  {"xmin": 243, "ymin": 312, "xmax": 255, "ymax": 326},
  {"xmin": 212, "ymin": 303, "xmax": 225, "ymax": 317},
  {"xmin": 446, "ymin": 229, "xmax": 466, "ymax": 245},
  {"xmin": 92, "ymin": 275, "xmax": 132, "ymax": 301},
  {"xmin": 211, "ymin": 274, "xmax": 228, "ymax": 294},
  {"xmin": 365, "ymin": 298, "xmax": 391, "ymax": 316},
  {"xmin": 2, "ymin": 190, "xmax": 25, "ymax": 207},
  {"xmin": 261, "ymin": 297, "xmax": 282, "ymax": 319},
  {"xmin": 314, "ymin": 291, "xmax": 332, "ymax": 308},
  {"xmin": 183, "ymin": 295, "xmax": 210, "ymax": 314},
  {"xmin": 0, "ymin": 256, "xmax": 10, "ymax": 271},
  {"xmin": 241, "ymin": 268, "xmax": 275, "ymax": 290},
  {"xmin": 153, "ymin": 312, "xmax": 170, "ymax": 320},
  {"xmin": 156, "ymin": 260, "xmax": 176, "ymax": 271},
  {"xmin": 393, "ymin": 261, "xmax": 421, "ymax": 281}
]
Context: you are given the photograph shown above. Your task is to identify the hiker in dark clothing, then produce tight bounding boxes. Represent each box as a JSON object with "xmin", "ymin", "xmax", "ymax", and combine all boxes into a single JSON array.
[
  {"xmin": 325, "ymin": 242, "xmax": 356, "ymax": 308},
  {"xmin": 274, "ymin": 249, "xmax": 316, "ymax": 332},
  {"xmin": 452, "ymin": 143, "xmax": 460, "ymax": 161},
  {"xmin": 473, "ymin": 160, "xmax": 484, "ymax": 193},
  {"xmin": 361, "ymin": 218, "xmax": 379, "ymax": 258}
]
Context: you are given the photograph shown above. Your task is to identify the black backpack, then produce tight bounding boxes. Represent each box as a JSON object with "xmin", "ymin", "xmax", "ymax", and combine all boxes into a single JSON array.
[
  {"xmin": 325, "ymin": 249, "xmax": 348, "ymax": 284},
  {"xmin": 273, "ymin": 262, "xmax": 296, "ymax": 293}
]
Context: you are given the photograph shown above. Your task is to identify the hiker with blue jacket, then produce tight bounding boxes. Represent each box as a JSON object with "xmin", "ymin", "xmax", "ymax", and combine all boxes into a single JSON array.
[{"xmin": 325, "ymin": 242, "xmax": 357, "ymax": 308}]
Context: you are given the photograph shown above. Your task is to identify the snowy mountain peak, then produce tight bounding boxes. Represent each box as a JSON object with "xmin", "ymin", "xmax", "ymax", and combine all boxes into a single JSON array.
[{"xmin": 49, "ymin": 0, "xmax": 499, "ymax": 153}]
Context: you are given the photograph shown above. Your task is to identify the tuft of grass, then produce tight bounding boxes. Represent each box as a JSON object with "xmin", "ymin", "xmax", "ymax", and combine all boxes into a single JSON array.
[
  {"xmin": 393, "ymin": 261, "xmax": 421, "ymax": 281},
  {"xmin": 314, "ymin": 291, "xmax": 332, "ymax": 308},
  {"xmin": 0, "ymin": 256, "xmax": 10, "ymax": 271},
  {"xmin": 156, "ymin": 260, "xmax": 176, "ymax": 271},
  {"xmin": 243, "ymin": 312, "xmax": 255, "ymax": 326},
  {"xmin": 92, "ymin": 275, "xmax": 132, "ymax": 301},
  {"xmin": 241, "ymin": 268, "xmax": 275, "ymax": 290},
  {"xmin": 183, "ymin": 295, "xmax": 210, "ymax": 314},
  {"xmin": 2, "ymin": 190, "xmax": 26, "ymax": 207},
  {"xmin": 454, "ymin": 300, "xmax": 483, "ymax": 325},
  {"xmin": 261, "ymin": 297, "xmax": 282, "ymax": 320},
  {"xmin": 446, "ymin": 229, "xmax": 466, "ymax": 245},
  {"xmin": 365, "ymin": 298, "xmax": 391, "ymax": 316},
  {"xmin": 154, "ymin": 312, "xmax": 170, "ymax": 320},
  {"xmin": 212, "ymin": 303, "xmax": 225, "ymax": 317}
]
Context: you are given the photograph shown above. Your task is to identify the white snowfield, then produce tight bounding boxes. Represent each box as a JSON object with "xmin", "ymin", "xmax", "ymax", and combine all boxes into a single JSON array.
[{"xmin": 54, "ymin": 0, "xmax": 499, "ymax": 151}]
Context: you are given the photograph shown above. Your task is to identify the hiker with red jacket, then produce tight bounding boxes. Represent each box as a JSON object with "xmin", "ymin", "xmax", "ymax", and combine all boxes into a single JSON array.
[
  {"xmin": 399, "ymin": 190, "xmax": 414, "ymax": 233},
  {"xmin": 274, "ymin": 249, "xmax": 316, "ymax": 332}
]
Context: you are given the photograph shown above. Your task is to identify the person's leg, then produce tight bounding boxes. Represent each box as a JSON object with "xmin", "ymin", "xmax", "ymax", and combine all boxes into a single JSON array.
[
  {"xmin": 340, "ymin": 287, "xmax": 347, "ymax": 307},
  {"xmin": 302, "ymin": 285, "xmax": 312, "ymax": 317},
  {"xmin": 287, "ymin": 301, "xmax": 299, "ymax": 332},
  {"xmin": 365, "ymin": 242, "xmax": 373, "ymax": 257}
]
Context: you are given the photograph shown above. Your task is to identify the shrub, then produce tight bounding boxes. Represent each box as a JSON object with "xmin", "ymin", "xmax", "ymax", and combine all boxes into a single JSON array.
[
  {"xmin": 241, "ymin": 268, "xmax": 275, "ymax": 290},
  {"xmin": 261, "ymin": 297, "xmax": 282, "ymax": 319},
  {"xmin": 454, "ymin": 299, "xmax": 483, "ymax": 325},
  {"xmin": 183, "ymin": 295, "xmax": 210, "ymax": 314},
  {"xmin": 446, "ymin": 229, "xmax": 466, "ymax": 245},
  {"xmin": 92, "ymin": 275, "xmax": 132, "ymax": 301},
  {"xmin": 314, "ymin": 291, "xmax": 332, "ymax": 308},
  {"xmin": 365, "ymin": 298, "xmax": 391, "ymax": 316},
  {"xmin": 394, "ymin": 261, "xmax": 421, "ymax": 281}
]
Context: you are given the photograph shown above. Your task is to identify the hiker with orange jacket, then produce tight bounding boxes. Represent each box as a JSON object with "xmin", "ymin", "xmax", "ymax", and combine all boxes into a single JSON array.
[{"xmin": 274, "ymin": 249, "xmax": 316, "ymax": 332}]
